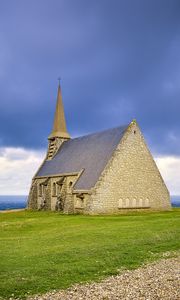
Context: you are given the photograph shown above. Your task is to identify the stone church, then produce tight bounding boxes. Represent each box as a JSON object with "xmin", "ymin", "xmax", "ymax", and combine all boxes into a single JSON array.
[{"xmin": 27, "ymin": 84, "xmax": 171, "ymax": 213}]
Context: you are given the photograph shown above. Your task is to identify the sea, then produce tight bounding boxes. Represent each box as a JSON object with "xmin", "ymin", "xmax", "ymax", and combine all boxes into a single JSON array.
[{"xmin": 0, "ymin": 195, "xmax": 179, "ymax": 211}]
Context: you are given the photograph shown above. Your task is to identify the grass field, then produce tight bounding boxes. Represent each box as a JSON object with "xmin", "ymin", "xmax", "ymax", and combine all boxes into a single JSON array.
[{"xmin": 0, "ymin": 209, "xmax": 179, "ymax": 299}]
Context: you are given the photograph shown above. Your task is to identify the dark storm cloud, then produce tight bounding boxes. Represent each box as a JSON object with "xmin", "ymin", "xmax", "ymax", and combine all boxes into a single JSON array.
[{"xmin": 0, "ymin": 0, "xmax": 180, "ymax": 155}]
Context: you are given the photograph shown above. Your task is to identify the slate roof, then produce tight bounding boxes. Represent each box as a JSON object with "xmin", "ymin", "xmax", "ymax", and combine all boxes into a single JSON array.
[{"xmin": 36, "ymin": 125, "xmax": 128, "ymax": 190}]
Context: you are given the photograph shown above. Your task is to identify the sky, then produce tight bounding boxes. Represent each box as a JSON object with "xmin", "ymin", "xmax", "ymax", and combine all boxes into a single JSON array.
[{"xmin": 0, "ymin": 0, "xmax": 180, "ymax": 195}]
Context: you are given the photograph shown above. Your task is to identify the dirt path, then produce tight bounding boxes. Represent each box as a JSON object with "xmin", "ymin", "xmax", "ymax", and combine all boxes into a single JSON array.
[{"xmin": 28, "ymin": 254, "xmax": 180, "ymax": 300}]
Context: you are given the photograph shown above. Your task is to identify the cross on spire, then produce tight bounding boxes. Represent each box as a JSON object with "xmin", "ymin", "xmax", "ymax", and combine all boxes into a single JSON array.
[{"xmin": 58, "ymin": 77, "xmax": 61, "ymax": 86}]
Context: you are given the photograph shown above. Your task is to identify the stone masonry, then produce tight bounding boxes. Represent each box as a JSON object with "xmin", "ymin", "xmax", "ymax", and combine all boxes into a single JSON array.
[{"xmin": 90, "ymin": 122, "xmax": 170, "ymax": 214}]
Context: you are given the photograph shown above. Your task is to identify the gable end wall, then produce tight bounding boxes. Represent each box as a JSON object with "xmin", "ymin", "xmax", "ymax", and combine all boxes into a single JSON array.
[{"xmin": 90, "ymin": 123, "xmax": 171, "ymax": 214}]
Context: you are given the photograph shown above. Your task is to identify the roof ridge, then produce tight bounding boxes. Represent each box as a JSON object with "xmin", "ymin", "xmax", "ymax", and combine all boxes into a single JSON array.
[{"xmin": 70, "ymin": 124, "xmax": 129, "ymax": 141}]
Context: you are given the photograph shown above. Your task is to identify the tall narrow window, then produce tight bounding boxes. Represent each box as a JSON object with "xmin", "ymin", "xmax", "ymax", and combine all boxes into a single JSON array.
[
  {"xmin": 53, "ymin": 182, "xmax": 57, "ymax": 196},
  {"xmin": 139, "ymin": 199, "xmax": 143, "ymax": 207},
  {"xmin": 39, "ymin": 184, "xmax": 42, "ymax": 197},
  {"xmin": 146, "ymin": 198, "xmax": 149, "ymax": 207}
]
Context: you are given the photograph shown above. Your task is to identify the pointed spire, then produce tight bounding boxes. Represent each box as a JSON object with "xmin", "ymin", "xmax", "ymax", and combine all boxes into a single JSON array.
[{"xmin": 48, "ymin": 82, "xmax": 70, "ymax": 140}]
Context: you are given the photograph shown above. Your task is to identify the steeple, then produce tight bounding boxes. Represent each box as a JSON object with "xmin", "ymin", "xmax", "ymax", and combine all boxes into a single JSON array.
[
  {"xmin": 47, "ymin": 83, "xmax": 70, "ymax": 160},
  {"xmin": 48, "ymin": 83, "xmax": 70, "ymax": 140}
]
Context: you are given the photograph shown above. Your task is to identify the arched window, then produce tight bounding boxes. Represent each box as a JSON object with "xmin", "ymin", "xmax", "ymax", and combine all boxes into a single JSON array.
[
  {"xmin": 139, "ymin": 199, "xmax": 143, "ymax": 207},
  {"xmin": 146, "ymin": 198, "xmax": 149, "ymax": 207}
]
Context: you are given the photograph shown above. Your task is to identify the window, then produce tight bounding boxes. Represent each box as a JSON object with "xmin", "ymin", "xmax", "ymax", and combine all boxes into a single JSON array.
[
  {"xmin": 38, "ymin": 184, "xmax": 42, "ymax": 197},
  {"xmin": 75, "ymin": 198, "xmax": 84, "ymax": 208},
  {"xmin": 118, "ymin": 198, "xmax": 150, "ymax": 209},
  {"xmin": 126, "ymin": 198, "xmax": 129, "ymax": 207},
  {"xmin": 139, "ymin": 199, "xmax": 143, "ymax": 207},
  {"xmin": 53, "ymin": 182, "xmax": 57, "ymax": 196},
  {"xmin": 145, "ymin": 198, "xmax": 150, "ymax": 207},
  {"xmin": 68, "ymin": 181, "xmax": 73, "ymax": 191},
  {"xmin": 132, "ymin": 198, "xmax": 136, "ymax": 207},
  {"xmin": 74, "ymin": 194, "xmax": 84, "ymax": 209}
]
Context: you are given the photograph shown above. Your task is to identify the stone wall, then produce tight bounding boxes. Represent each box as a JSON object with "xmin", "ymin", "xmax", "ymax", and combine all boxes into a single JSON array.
[
  {"xmin": 90, "ymin": 122, "xmax": 171, "ymax": 214},
  {"xmin": 50, "ymin": 175, "xmax": 77, "ymax": 213},
  {"xmin": 27, "ymin": 179, "xmax": 38, "ymax": 209},
  {"xmin": 28, "ymin": 174, "xmax": 78, "ymax": 213},
  {"xmin": 30, "ymin": 177, "xmax": 51, "ymax": 210},
  {"xmin": 73, "ymin": 193, "xmax": 91, "ymax": 214}
]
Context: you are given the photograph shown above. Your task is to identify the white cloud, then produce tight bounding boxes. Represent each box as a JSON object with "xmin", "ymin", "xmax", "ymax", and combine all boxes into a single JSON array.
[
  {"xmin": 0, "ymin": 147, "xmax": 45, "ymax": 195},
  {"xmin": 0, "ymin": 147, "xmax": 179, "ymax": 196},
  {"xmin": 155, "ymin": 155, "xmax": 180, "ymax": 196}
]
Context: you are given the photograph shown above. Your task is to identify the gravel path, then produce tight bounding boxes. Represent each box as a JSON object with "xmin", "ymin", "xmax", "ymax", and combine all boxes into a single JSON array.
[{"xmin": 28, "ymin": 255, "xmax": 180, "ymax": 300}]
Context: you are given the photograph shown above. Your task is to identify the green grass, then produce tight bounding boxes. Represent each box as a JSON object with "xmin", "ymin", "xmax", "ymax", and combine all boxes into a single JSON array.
[{"xmin": 0, "ymin": 209, "xmax": 179, "ymax": 299}]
